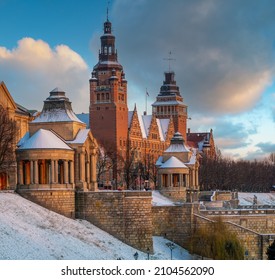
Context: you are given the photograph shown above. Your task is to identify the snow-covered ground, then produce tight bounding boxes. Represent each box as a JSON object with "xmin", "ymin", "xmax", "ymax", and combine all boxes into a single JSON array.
[
  {"xmin": 238, "ymin": 192, "xmax": 275, "ymax": 206},
  {"xmin": 151, "ymin": 190, "xmax": 176, "ymax": 206},
  {"xmin": 0, "ymin": 192, "xmax": 193, "ymax": 260}
]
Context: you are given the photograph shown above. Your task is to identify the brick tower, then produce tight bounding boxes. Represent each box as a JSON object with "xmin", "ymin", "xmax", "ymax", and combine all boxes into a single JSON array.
[
  {"xmin": 152, "ymin": 71, "xmax": 188, "ymax": 140},
  {"xmin": 89, "ymin": 18, "xmax": 128, "ymax": 158}
]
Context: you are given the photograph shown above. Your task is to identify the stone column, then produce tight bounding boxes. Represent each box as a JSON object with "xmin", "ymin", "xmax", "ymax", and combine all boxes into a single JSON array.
[
  {"xmin": 54, "ymin": 160, "xmax": 59, "ymax": 183},
  {"xmin": 30, "ymin": 161, "xmax": 34, "ymax": 184},
  {"xmin": 168, "ymin": 174, "xmax": 172, "ymax": 187},
  {"xmin": 23, "ymin": 162, "xmax": 28, "ymax": 185},
  {"xmin": 179, "ymin": 173, "xmax": 182, "ymax": 187},
  {"xmin": 34, "ymin": 160, "xmax": 39, "ymax": 184},
  {"xmin": 64, "ymin": 160, "xmax": 69, "ymax": 184},
  {"xmin": 80, "ymin": 152, "xmax": 85, "ymax": 182},
  {"xmin": 86, "ymin": 161, "xmax": 90, "ymax": 183},
  {"xmin": 50, "ymin": 160, "xmax": 55, "ymax": 184},
  {"xmin": 192, "ymin": 168, "xmax": 196, "ymax": 188},
  {"xmin": 17, "ymin": 161, "xmax": 24, "ymax": 185},
  {"xmin": 90, "ymin": 150, "xmax": 96, "ymax": 183},
  {"xmin": 186, "ymin": 173, "xmax": 189, "ymax": 188},
  {"xmin": 69, "ymin": 161, "xmax": 74, "ymax": 184},
  {"xmin": 195, "ymin": 167, "xmax": 199, "ymax": 187}
]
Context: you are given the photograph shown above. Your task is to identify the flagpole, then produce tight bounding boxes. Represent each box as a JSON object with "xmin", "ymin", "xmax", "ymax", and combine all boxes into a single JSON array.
[{"xmin": 145, "ymin": 88, "xmax": 147, "ymax": 115}]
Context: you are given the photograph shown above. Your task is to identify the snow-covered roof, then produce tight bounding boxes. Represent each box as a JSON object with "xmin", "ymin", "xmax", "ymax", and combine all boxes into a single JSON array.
[
  {"xmin": 137, "ymin": 114, "xmax": 148, "ymax": 138},
  {"xmin": 156, "ymin": 156, "xmax": 163, "ymax": 166},
  {"xmin": 157, "ymin": 119, "xmax": 170, "ymax": 141},
  {"xmin": 32, "ymin": 108, "xmax": 83, "ymax": 123},
  {"xmin": 152, "ymin": 100, "xmax": 186, "ymax": 106},
  {"xmin": 17, "ymin": 129, "xmax": 72, "ymax": 150},
  {"xmin": 32, "ymin": 88, "xmax": 84, "ymax": 124},
  {"xmin": 165, "ymin": 143, "xmax": 190, "ymax": 153},
  {"xmin": 17, "ymin": 132, "xmax": 30, "ymax": 147},
  {"xmin": 165, "ymin": 132, "xmax": 190, "ymax": 153},
  {"xmin": 187, "ymin": 153, "xmax": 197, "ymax": 165},
  {"xmin": 159, "ymin": 156, "xmax": 188, "ymax": 169},
  {"xmin": 128, "ymin": 108, "xmax": 170, "ymax": 141},
  {"xmin": 67, "ymin": 129, "xmax": 90, "ymax": 144},
  {"xmin": 140, "ymin": 115, "xmax": 152, "ymax": 137}
]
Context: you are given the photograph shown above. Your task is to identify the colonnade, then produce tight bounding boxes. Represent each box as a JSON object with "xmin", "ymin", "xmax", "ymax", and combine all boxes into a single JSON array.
[
  {"xmin": 159, "ymin": 167, "xmax": 199, "ymax": 189},
  {"xmin": 17, "ymin": 159, "xmax": 74, "ymax": 186},
  {"xmin": 75, "ymin": 151, "xmax": 97, "ymax": 185}
]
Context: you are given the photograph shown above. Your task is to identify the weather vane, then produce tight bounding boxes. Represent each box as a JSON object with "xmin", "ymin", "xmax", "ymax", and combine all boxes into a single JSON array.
[{"xmin": 163, "ymin": 51, "xmax": 176, "ymax": 72}]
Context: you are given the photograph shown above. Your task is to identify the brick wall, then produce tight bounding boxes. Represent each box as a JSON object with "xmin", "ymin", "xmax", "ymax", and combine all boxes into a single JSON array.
[
  {"xmin": 75, "ymin": 191, "xmax": 153, "ymax": 253},
  {"xmin": 17, "ymin": 189, "xmax": 75, "ymax": 218},
  {"xmin": 152, "ymin": 203, "xmax": 198, "ymax": 247}
]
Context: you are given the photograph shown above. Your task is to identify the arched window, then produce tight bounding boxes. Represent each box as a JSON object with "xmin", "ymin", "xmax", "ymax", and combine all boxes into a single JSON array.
[{"xmin": 97, "ymin": 93, "xmax": 100, "ymax": 102}]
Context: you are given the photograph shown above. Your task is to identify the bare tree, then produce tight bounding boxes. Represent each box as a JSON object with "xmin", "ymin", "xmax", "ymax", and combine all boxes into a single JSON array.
[
  {"xmin": 0, "ymin": 106, "xmax": 16, "ymax": 173},
  {"xmin": 122, "ymin": 142, "xmax": 138, "ymax": 189},
  {"xmin": 96, "ymin": 146, "xmax": 115, "ymax": 188}
]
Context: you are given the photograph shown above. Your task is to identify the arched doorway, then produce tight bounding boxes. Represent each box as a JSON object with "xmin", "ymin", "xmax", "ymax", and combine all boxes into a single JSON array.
[{"xmin": 0, "ymin": 173, "xmax": 7, "ymax": 190}]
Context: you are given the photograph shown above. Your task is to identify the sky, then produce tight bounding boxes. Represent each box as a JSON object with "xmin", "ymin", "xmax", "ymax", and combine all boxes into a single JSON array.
[{"xmin": 0, "ymin": 0, "xmax": 275, "ymax": 160}]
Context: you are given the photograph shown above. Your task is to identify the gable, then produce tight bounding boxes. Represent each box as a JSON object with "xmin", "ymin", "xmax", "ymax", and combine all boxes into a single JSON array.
[
  {"xmin": 165, "ymin": 118, "xmax": 175, "ymax": 143},
  {"xmin": 0, "ymin": 81, "xmax": 17, "ymax": 110},
  {"xmin": 129, "ymin": 110, "xmax": 143, "ymax": 139},
  {"xmin": 147, "ymin": 116, "xmax": 161, "ymax": 141}
]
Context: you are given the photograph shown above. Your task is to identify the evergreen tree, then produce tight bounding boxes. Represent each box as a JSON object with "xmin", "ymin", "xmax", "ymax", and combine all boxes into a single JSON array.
[
  {"xmin": 189, "ymin": 217, "xmax": 244, "ymax": 260},
  {"xmin": 266, "ymin": 240, "xmax": 275, "ymax": 260}
]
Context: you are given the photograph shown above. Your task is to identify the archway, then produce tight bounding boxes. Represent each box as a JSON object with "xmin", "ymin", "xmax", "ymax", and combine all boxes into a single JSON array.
[{"xmin": 0, "ymin": 173, "xmax": 7, "ymax": 190}]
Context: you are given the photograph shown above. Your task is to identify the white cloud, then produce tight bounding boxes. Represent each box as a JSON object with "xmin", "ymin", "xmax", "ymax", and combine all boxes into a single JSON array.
[{"xmin": 0, "ymin": 37, "xmax": 89, "ymax": 112}]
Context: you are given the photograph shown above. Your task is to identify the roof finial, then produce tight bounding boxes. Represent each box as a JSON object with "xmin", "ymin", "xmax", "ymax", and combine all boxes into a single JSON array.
[
  {"xmin": 163, "ymin": 51, "xmax": 176, "ymax": 72},
  {"xmin": 107, "ymin": 0, "xmax": 110, "ymax": 21}
]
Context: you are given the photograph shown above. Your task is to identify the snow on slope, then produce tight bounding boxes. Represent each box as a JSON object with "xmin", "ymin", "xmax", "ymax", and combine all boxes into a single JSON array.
[
  {"xmin": 152, "ymin": 191, "xmax": 175, "ymax": 206},
  {"xmin": 0, "ymin": 192, "xmax": 193, "ymax": 260},
  {"xmin": 238, "ymin": 192, "xmax": 275, "ymax": 206}
]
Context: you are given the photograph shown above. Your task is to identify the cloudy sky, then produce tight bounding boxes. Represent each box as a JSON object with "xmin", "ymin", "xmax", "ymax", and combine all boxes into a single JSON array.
[{"xmin": 0, "ymin": 0, "xmax": 274, "ymax": 160}]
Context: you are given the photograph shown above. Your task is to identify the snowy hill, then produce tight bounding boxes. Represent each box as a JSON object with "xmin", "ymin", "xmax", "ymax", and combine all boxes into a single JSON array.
[{"xmin": 0, "ymin": 192, "xmax": 193, "ymax": 260}]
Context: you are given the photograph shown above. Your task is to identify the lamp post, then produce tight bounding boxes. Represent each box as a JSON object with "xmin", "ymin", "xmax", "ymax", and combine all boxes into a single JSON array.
[
  {"xmin": 147, "ymin": 247, "xmax": 150, "ymax": 260},
  {"xmin": 166, "ymin": 242, "xmax": 176, "ymax": 260},
  {"xmin": 134, "ymin": 252, "xmax": 139, "ymax": 260}
]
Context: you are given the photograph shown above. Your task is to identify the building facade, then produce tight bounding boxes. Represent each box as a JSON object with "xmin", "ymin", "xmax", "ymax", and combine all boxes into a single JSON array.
[
  {"xmin": 16, "ymin": 88, "xmax": 98, "ymax": 194},
  {"xmin": 156, "ymin": 132, "xmax": 200, "ymax": 201},
  {"xmin": 0, "ymin": 81, "xmax": 32, "ymax": 190},
  {"xmin": 89, "ymin": 18, "xmax": 215, "ymax": 189}
]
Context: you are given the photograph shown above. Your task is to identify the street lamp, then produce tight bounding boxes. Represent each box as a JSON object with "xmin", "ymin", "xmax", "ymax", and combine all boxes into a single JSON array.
[
  {"xmin": 147, "ymin": 247, "xmax": 150, "ymax": 260},
  {"xmin": 166, "ymin": 242, "xmax": 176, "ymax": 260},
  {"xmin": 133, "ymin": 251, "xmax": 139, "ymax": 260}
]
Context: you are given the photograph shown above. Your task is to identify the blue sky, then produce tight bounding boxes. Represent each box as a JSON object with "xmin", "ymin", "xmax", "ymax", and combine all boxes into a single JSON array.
[{"xmin": 0, "ymin": 0, "xmax": 275, "ymax": 160}]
